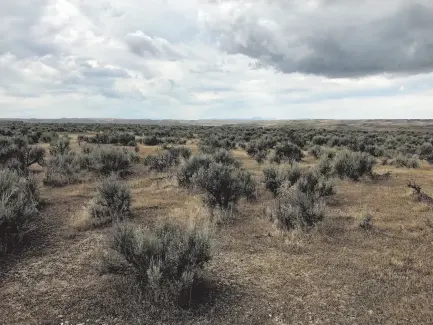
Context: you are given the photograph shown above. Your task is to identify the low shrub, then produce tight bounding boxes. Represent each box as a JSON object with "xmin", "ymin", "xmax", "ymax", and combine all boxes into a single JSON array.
[
  {"xmin": 392, "ymin": 154, "xmax": 420, "ymax": 168},
  {"xmin": 263, "ymin": 164, "xmax": 301, "ymax": 197},
  {"xmin": 49, "ymin": 137, "xmax": 70, "ymax": 156},
  {"xmin": 246, "ymin": 139, "xmax": 270, "ymax": 163},
  {"xmin": 43, "ymin": 152, "xmax": 82, "ymax": 187},
  {"xmin": 309, "ymin": 145, "xmax": 323, "ymax": 159},
  {"xmin": 144, "ymin": 147, "xmax": 191, "ymax": 172},
  {"xmin": 177, "ymin": 155, "xmax": 213, "ymax": 188},
  {"xmin": 212, "ymin": 149, "xmax": 241, "ymax": 168},
  {"xmin": 269, "ymin": 185, "xmax": 325, "ymax": 231},
  {"xmin": 332, "ymin": 150, "xmax": 375, "ymax": 181},
  {"xmin": 315, "ymin": 156, "xmax": 333, "ymax": 177},
  {"xmin": 0, "ymin": 169, "xmax": 39, "ymax": 253},
  {"xmin": 192, "ymin": 163, "xmax": 256, "ymax": 210},
  {"xmin": 269, "ymin": 142, "xmax": 303, "ymax": 164},
  {"xmin": 82, "ymin": 147, "xmax": 132, "ymax": 176},
  {"xmin": 109, "ymin": 220, "xmax": 212, "ymax": 306},
  {"xmin": 0, "ymin": 137, "xmax": 45, "ymax": 174},
  {"xmin": 295, "ymin": 169, "xmax": 335, "ymax": 199},
  {"xmin": 89, "ymin": 175, "xmax": 131, "ymax": 227}
]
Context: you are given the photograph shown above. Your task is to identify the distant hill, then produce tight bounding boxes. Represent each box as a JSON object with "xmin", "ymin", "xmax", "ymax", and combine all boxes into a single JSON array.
[{"xmin": 0, "ymin": 118, "xmax": 282, "ymax": 126}]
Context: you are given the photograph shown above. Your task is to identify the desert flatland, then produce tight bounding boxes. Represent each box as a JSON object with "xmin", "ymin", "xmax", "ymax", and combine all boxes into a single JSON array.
[{"xmin": 1, "ymin": 120, "xmax": 433, "ymax": 325}]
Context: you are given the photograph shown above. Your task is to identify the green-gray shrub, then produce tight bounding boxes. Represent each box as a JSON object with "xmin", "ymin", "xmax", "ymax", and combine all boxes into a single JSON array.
[
  {"xmin": 332, "ymin": 150, "xmax": 375, "ymax": 181},
  {"xmin": 177, "ymin": 155, "xmax": 213, "ymax": 188},
  {"xmin": 109, "ymin": 221, "xmax": 211, "ymax": 306},
  {"xmin": 392, "ymin": 154, "xmax": 420, "ymax": 168},
  {"xmin": 0, "ymin": 169, "xmax": 39, "ymax": 253},
  {"xmin": 212, "ymin": 149, "xmax": 241, "ymax": 168},
  {"xmin": 192, "ymin": 163, "xmax": 256, "ymax": 210},
  {"xmin": 89, "ymin": 176, "xmax": 131, "ymax": 227},
  {"xmin": 144, "ymin": 146, "xmax": 191, "ymax": 172},
  {"xmin": 270, "ymin": 186, "xmax": 325, "ymax": 231},
  {"xmin": 295, "ymin": 169, "xmax": 335, "ymax": 199},
  {"xmin": 44, "ymin": 153, "xmax": 82, "ymax": 187},
  {"xmin": 82, "ymin": 147, "xmax": 132, "ymax": 176},
  {"xmin": 49, "ymin": 137, "xmax": 70, "ymax": 156},
  {"xmin": 263, "ymin": 164, "xmax": 301, "ymax": 197},
  {"xmin": 269, "ymin": 142, "xmax": 303, "ymax": 164}
]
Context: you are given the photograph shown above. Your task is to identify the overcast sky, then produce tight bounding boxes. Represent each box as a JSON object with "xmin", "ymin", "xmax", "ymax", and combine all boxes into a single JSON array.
[{"xmin": 1, "ymin": 0, "xmax": 433, "ymax": 119}]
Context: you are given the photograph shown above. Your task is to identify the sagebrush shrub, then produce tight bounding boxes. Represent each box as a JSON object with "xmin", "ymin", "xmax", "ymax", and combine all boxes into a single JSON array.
[
  {"xmin": 192, "ymin": 163, "xmax": 256, "ymax": 210},
  {"xmin": 392, "ymin": 154, "xmax": 420, "ymax": 168},
  {"xmin": 332, "ymin": 150, "xmax": 375, "ymax": 181},
  {"xmin": 295, "ymin": 169, "xmax": 335, "ymax": 199},
  {"xmin": 0, "ymin": 169, "xmax": 39, "ymax": 253},
  {"xmin": 0, "ymin": 137, "xmax": 45, "ymax": 173},
  {"xmin": 82, "ymin": 146, "xmax": 132, "ymax": 176},
  {"xmin": 109, "ymin": 220, "xmax": 211, "ymax": 306},
  {"xmin": 419, "ymin": 142, "xmax": 433, "ymax": 162},
  {"xmin": 44, "ymin": 152, "xmax": 81, "ymax": 187},
  {"xmin": 144, "ymin": 147, "xmax": 191, "ymax": 172},
  {"xmin": 270, "ymin": 186, "xmax": 325, "ymax": 231},
  {"xmin": 263, "ymin": 164, "xmax": 301, "ymax": 197},
  {"xmin": 309, "ymin": 145, "xmax": 323, "ymax": 159},
  {"xmin": 89, "ymin": 176, "xmax": 131, "ymax": 226},
  {"xmin": 49, "ymin": 137, "xmax": 70, "ymax": 156},
  {"xmin": 246, "ymin": 139, "xmax": 271, "ymax": 163},
  {"xmin": 177, "ymin": 155, "xmax": 213, "ymax": 188},
  {"xmin": 270, "ymin": 142, "xmax": 303, "ymax": 164},
  {"xmin": 212, "ymin": 149, "xmax": 241, "ymax": 168},
  {"xmin": 315, "ymin": 156, "xmax": 333, "ymax": 177}
]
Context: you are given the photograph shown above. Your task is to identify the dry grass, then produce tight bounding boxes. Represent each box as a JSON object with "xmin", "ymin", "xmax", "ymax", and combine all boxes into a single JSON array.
[{"xmin": 2, "ymin": 138, "xmax": 433, "ymax": 324}]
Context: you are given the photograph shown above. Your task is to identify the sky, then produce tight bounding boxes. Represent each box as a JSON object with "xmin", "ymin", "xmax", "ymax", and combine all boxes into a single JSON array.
[{"xmin": 1, "ymin": 0, "xmax": 433, "ymax": 120}]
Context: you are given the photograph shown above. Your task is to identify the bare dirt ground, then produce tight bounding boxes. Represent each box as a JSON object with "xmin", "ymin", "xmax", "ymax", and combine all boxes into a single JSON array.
[{"xmin": 1, "ymin": 140, "xmax": 433, "ymax": 325}]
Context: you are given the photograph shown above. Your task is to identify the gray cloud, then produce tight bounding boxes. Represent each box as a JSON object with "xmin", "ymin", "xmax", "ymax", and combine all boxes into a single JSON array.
[
  {"xmin": 204, "ymin": 0, "xmax": 433, "ymax": 77},
  {"xmin": 125, "ymin": 31, "xmax": 184, "ymax": 60}
]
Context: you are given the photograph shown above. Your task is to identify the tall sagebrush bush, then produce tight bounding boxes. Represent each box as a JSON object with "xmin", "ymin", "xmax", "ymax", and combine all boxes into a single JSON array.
[
  {"xmin": 295, "ymin": 169, "xmax": 335, "ymax": 199},
  {"xmin": 269, "ymin": 185, "xmax": 325, "ymax": 231},
  {"xmin": 192, "ymin": 162, "xmax": 256, "ymax": 210},
  {"xmin": 81, "ymin": 146, "xmax": 132, "ymax": 176},
  {"xmin": 109, "ymin": 220, "xmax": 212, "ymax": 306},
  {"xmin": 269, "ymin": 142, "xmax": 303, "ymax": 164},
  {"xmin": 263, "ymin": 164, "xmax": 301, "ymax": 197},
  {"xmin": 44, "ymin": 152, "xmax": 82, "ymax": 187},
  {"xmin": 89, "ymin": 175, "xmax": 131, "ymax": 227},
  {"xmin": 144, "ymin": 146, "xmax": 192, "ymax": 172},
  {"xmin": 0, "ymin": 169, "xmax": 39, "ymax": 253},
  {"xmin": 49, "ymin": 137, "xmax": 70, "ymax": 156},
  {"xmin": 177, "ymin": 155, "xmax": 213, "ymax": 188},
  {"xmin": 332, "ymin": 150, "xmax": 375, "ymax": 181},
  {"xmin": 0, "ymin": 137, "xmax": 44, "ymax": 174}
]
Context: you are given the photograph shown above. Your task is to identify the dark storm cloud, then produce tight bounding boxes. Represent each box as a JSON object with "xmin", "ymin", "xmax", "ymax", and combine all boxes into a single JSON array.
[{"xmin": 207, "ymin": 0, "xmax": 433, "ymax": 77}]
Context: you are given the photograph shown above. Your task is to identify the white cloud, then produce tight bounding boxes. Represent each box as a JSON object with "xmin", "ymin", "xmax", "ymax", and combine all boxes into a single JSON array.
[{"xmin": 0, "ymin": 0, "xmax": 433, "ymax": 119}]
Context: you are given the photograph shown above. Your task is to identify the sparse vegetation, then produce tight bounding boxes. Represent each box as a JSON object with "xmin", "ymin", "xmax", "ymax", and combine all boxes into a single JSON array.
[{"xmin": 2, "ymin": 120, "xmax": 433, "ymax": 324}]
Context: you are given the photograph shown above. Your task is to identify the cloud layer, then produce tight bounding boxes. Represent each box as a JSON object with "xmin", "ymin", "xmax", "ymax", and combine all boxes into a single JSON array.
[{"xmin": 1, "ymin": 0, "xmax": 433, "ymax": 119}]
